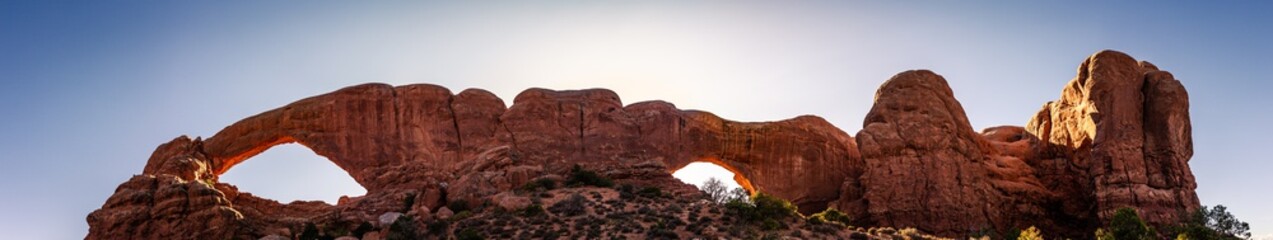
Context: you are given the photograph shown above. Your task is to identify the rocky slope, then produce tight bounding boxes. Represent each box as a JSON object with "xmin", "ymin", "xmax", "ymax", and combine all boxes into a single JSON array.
[{"xmin": 88, "ymin": 50, "xmax": 1198, "ymax": 239}]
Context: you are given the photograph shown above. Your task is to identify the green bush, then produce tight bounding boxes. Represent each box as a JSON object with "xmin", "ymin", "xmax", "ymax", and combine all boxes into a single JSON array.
[
  {"xmin": 386, "ymin": 215, "xmax": 419, "ymax": 240},
  {"xmin": 1005, "ymin": 228, "xmax": 1022, "ymax": 240},
  {"xmin": 426, "ymin": 221, "xmax": 448, "ymax": 235},
  {"xmin": 807, "ymin": 208, "xmax": 853, "ymax": 227},
  {"xmin": 761, "ymin": 218, "xmax": 784, "ymax": 230},
  {"xmin": 351, "ymin": 222, "xmax": 373, "ymax": 238},
  {"xmin": 1108, "ymin": 208, "xmax": 1153, "ymax": 240},
  {"xmin": 298, "ymin": 222, "xmax": 320, "ymax": 240},
  {"xmin": 455, "ymin": 228, "xmax": 484, "ymax": 240},
  {"xmin": 725, "ymin": 191, "xmax": 798, "ymax": 225},
  {"xmin": 522, "ymin": 178, "xmax": 557, "ymax": 191},
  {"xmin": 647, "ymin": 221, "xmax": 679, "ymax": 238},
  {"xmin": 520, "ymin": 204, "xmax": 545, "ymax": 217},
  {"xmin": 549, "ymin": 193, "xmax": 587, "ymax": 216},
  {"xmin": 449, "ymin": 210, "xmax": 474, "ymax": 221},
  {"xmin": 448, "ymin": 200, "xmax": 471, "ymax": 213},
  {"xmin": 751, "ymin": 192, "xmax": 798, "ymax": 219},
  {"xmin": 724, "ymin": 198, "xmax": 759, "ymax": 221},
  {"xmin": 638, "ymin": 186, "xmax": 665, "ymax": 198},
  {"xmin": 618, "ymin": 184, "xmax": 636, "ymax": 199},
  {"xmin": 401, "ymin": 193, "xmax": 416, "ymax": 213},
  {"xmin": 565, "ymin": 165, "xmax": 614, "ymax": 187}
]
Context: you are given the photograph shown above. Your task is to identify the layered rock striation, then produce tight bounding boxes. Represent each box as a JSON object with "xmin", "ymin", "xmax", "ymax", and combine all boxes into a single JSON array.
[{"xmin": 88, "ymin": 50, "xmax": 1198, "ymax": 239}]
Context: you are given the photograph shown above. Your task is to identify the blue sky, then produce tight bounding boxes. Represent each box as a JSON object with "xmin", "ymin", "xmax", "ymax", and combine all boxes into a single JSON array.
[{"xmin": 1, "ymin": 1, "xmax": 1269, "ymax": 239}]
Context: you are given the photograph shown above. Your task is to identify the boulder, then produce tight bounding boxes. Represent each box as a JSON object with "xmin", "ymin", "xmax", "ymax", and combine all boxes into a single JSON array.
[
  {"xmin": 435, "ymin": 207, "xmax": 454, "ymax": 220},
  {"xmin": 491, "ymin": 192, "xmax": 532, "ymax": 211},
  {"xmin": 377, "ymin": 212, "xmax": 403, "ymax": 227}
]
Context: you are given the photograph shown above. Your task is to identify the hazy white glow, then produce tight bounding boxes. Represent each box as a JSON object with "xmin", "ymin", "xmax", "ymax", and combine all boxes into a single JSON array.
[
  {"xmin": 673, "ymin": 162, "xmax": 744, "ymax": 190},
  {"xmin": 217, "ymin": 143, "xmax": 366, "ymax": 204}
]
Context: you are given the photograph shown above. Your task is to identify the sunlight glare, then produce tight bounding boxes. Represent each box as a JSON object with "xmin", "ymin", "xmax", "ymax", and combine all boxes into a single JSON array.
[
  {"xmin": 673, "ymin": 162, "xmax": 744, "ymax": 190},
  {"xmin": 217, "ymin": 143, "xmax": 366, "ymax": 204}
]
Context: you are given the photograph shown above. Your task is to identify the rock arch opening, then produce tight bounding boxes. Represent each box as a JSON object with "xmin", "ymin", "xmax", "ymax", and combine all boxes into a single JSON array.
[
  {"xmin": 671, "ymin": 160, "xmax": 754, "ymax": 195},
  {"xmin": 217, "ymin": 143, "xmax": 366, "ymax": 204}
]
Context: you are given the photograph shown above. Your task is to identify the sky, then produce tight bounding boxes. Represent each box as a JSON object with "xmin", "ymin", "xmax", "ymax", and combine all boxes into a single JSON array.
[{"xmin": 1, "ymin": 1, "xmax": 1269, "ymax": 239}]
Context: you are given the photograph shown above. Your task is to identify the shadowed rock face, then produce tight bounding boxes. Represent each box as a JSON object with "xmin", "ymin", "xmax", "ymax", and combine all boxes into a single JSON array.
[
  {"xmin": 87, "ymin": 50, "xmax": 1198, "ymax": 239},
  {"xmin": 844, "ymin": 70, "xmax": 1014, "ymax": 233}
]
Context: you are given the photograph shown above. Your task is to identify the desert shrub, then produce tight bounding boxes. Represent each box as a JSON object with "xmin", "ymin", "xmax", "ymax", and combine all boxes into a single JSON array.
[
  {"xmin": 1106, "ymin": 208, "xmax": 1153, "ymax": 240},
  {"xmin": 849, "ymin": 231, "xmax": 870, "ymax": 240},
  {"xmin": 1017, "ymin": 226, "xmax": 1043, "ymax": 240},
  {"xmin": 638, "ymin": 205, "xmax": 654, "ymax": 214},
  {"xmin": 751, "ymin": 192, "xmax": 798, "ymax": 220},
  {"xmin": 647, "ymin": 221, "xmax": 679, "ymax": 239},
  {"xmin": 386, "ymin": 215, "xmax": 419, "ymax": 240},
  {"xmin": 898, "ymin": 227, "xmax": 918, "ymax": 236},
  {"xmin": 455, "ymin": 228, "xmax": 484, "ymax": 240},
  {"xmin": 521, "ymin": 178, "xmax": 557, "ymax": 192},
  {"xmin": 638, "ymin": 186, "xmax": 665, "ymax": 198},
  {"xmin": 351, "ymin": 222, "xmax": 373, "ymax": 238},
  {"xmin": 618, "ymin": 184, "xmax": 636, "ymax": 199},
  {"xmin": 761, "ymin": 218, "xmax": 784, "ymax": 230},
  {"xmin": 1095, "ymin": 228, "xmax": 1114, "ymax": 240},
  {"xmin": 298, "ymin": 222, "xmax": 320, "ymax": 240},
  {"xmin": 449, "ymin": 210, "xmax": 474, "ymax": 221},
  {"xmin": 725, "ymin": 191, "xmax": 798, "ymax": 227},
  {"xmin": 448, "ymin": 199, "xmax": 471, "ymax": 213},
  {"xmin": 426, "ymin": 221, "xmax": 448, "ymax": 235},
  {"xmin": 667, "ymin": 202, "xmax": 684, "ymax": 213},
  {"xmin": 402, "ymin": 193, "xmax": 418, "ymax": 213},
  {"xmin": 1005, "ymin": 228, "xmax": 1023, "ymax": 240},
  {"xmin": 520, "ymin": 204, "xmax": 545, "ymax": 217},
  {"xmin": 807, "ymin": 208, "xmax": 852, "ymax": 227},
  {"xmin": 550, "ymin": 193, "xmax": 588, "ymax": 216},
  {"xmin": 566, "ymin": 165, "xmax": 614, "ymax": 187},
  {"xmin": 725, "ymin": 198, "xmax": 759, "ymax": 221}
]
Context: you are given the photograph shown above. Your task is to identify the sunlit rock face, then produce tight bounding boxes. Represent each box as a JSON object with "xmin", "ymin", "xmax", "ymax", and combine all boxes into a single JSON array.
[
  {"xmin": 87, "ymin": 50, "xmax": 1198, "ymax": 239},
  {"xmin": 1023, "ymin": 50, "xmax": 1200, "ymax": 233}
]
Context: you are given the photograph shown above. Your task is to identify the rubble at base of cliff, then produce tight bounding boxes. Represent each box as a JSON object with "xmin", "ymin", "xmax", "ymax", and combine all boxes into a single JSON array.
[{"xmin": 257, "ymin": 186, "xmax": 951, "ymax": 240}]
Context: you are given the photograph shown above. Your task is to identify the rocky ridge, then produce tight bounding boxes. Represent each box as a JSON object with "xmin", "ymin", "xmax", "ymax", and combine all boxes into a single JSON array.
[{"xmin": 87, "ymin": 50, "xmax": 1198, "ymax": 239}]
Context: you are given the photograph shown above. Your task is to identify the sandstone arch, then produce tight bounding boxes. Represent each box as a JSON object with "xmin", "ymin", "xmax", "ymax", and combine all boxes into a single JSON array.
[
  {"xmin": 194, "ymin": 83, "xmax": 864, "ymax": 213},
  {"xmin": 91, "ymin": 50, "xmax": 1201, "ymax": 240},
  {"xmin": 659, "ymin": 111, "xmax": 863, "ymax": 213}
]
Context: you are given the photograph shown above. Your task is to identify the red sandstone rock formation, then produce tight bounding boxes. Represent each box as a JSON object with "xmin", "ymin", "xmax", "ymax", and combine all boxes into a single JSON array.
[
  {"xmin": 1024, "ymin": 51, "xmax": 1199, "ymax": 230},
  {"xmin": 841, "ymin": 70, "xmax": 1041, "ymax": 234},
  {"xmin": 87, "ymin": 50, "xmax": 1198, "ymax": 239}
]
